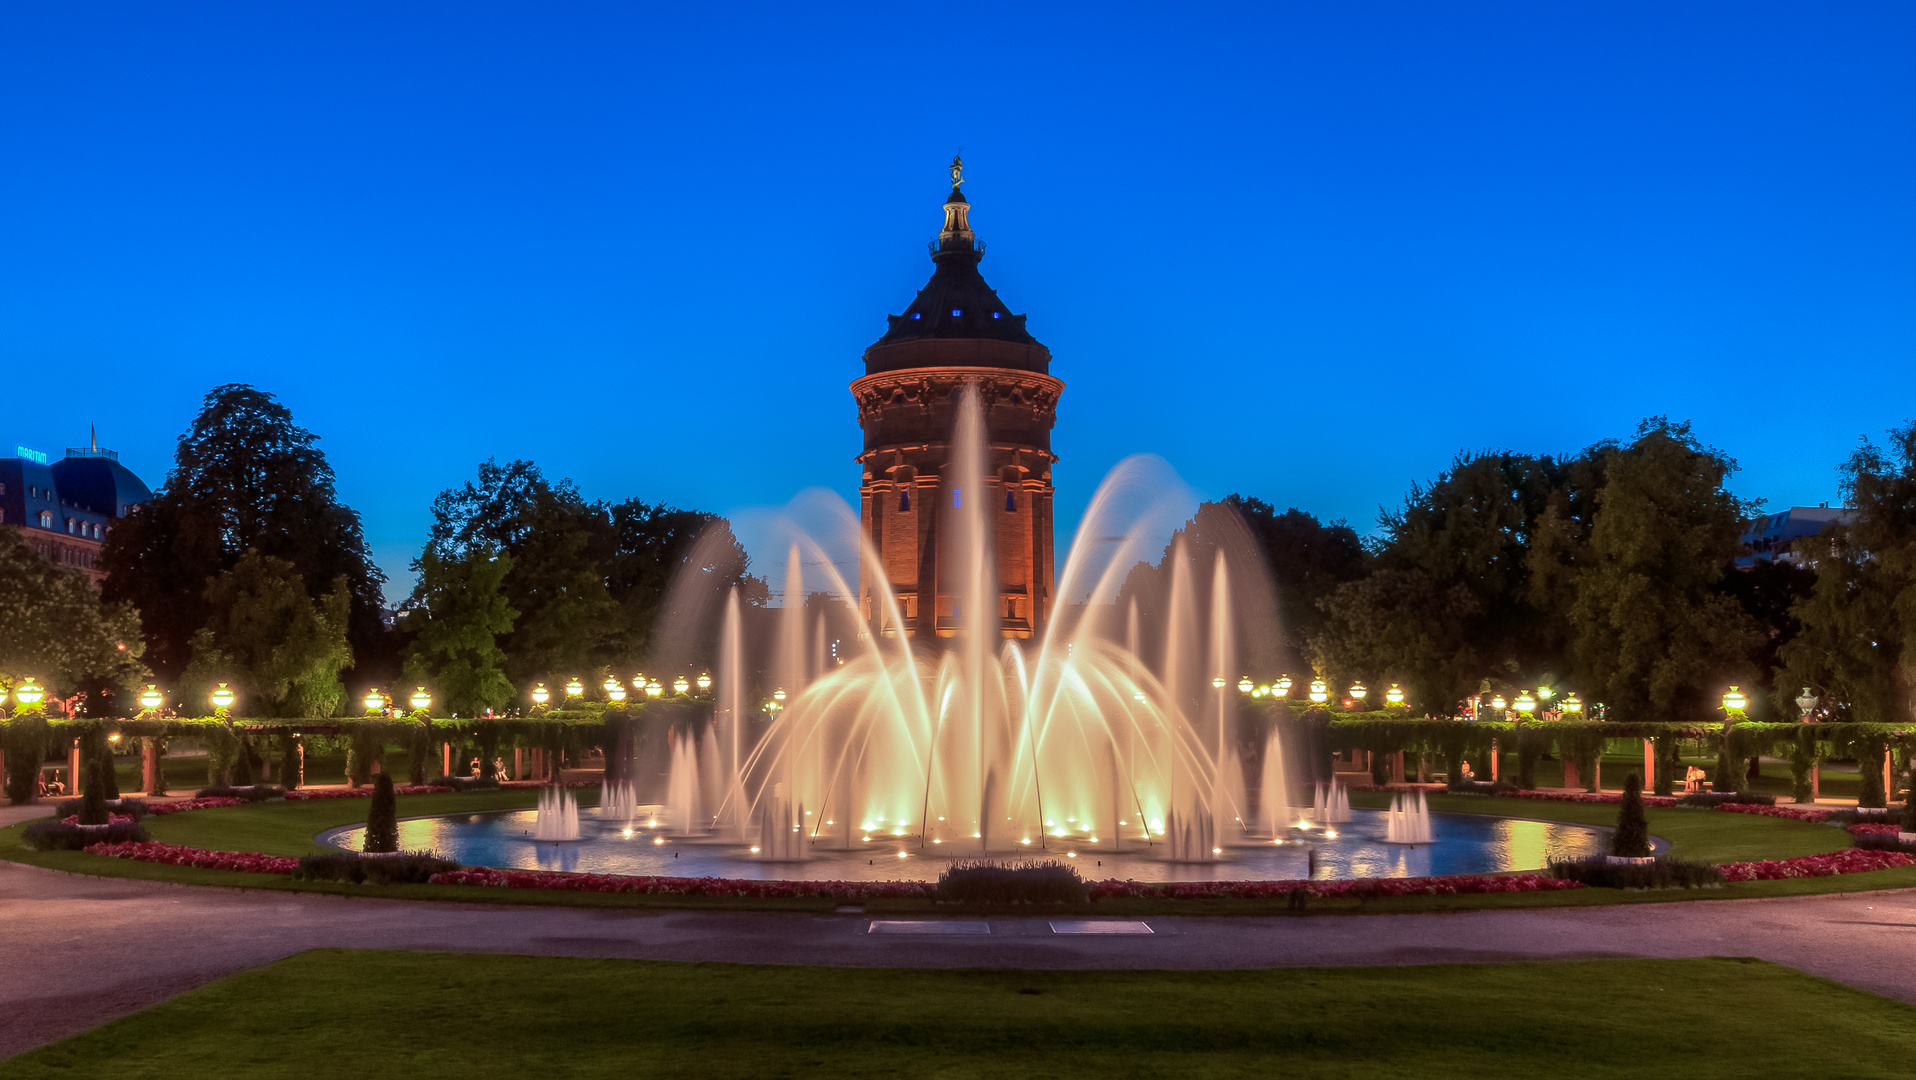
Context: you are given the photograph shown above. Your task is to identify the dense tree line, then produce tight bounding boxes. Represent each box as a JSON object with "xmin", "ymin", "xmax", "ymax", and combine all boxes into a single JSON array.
[{"xmin": 1141, "ymin": 417, "xmax": 1907, "ymax": 725}]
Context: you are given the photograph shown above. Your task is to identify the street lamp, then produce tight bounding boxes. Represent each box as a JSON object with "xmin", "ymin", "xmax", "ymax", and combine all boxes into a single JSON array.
[
  {"xmin": 564, "ymin": 678, "xmax": 584, "ymax": 699},
  {"xmin": 364, "ymin": 688, "xmax": 386, "ymax": 713},
  {"xmin": 1211, "ymin": 676, "xmax": 1227, "ymax": 690},
  {"xmin": 139, "ymin": 684, "xmax": 163, "ymax": 712},
  {"xmin": 773, "ymin": 688, "xmax": 788, "ymax": 704},
  {"xmin": 1490, "ymin": 694, "xmax": 1508, "ymax": 712},
  {"xmin": 1562, "ymin": 693, "xmax": 1583, "ymax": 715},
  {"xmin": 210, "ymin": 683, "xmax": 236, "ymax": 712},
  {"xmin": 673, "ymin": 677, "xmax": 689, "ymax": 694},
  {"xmin": 531, "ymin": 683, "xmax": 550, "ymax": 707},
  {"xmin": 1349, "ymin": 682, "xmax": 1368, "ymax": 702},
  {"xmin": 1513, "ymin": 690, "xmax": 1537, "ymax": 716},
  {"xmin": 1385, "ymin": 683, "xmax": 1405, "ymax": 707},
  {"xmin": 13, "ymin": 677, "xmax": 45, "ymax": 707},
  {"xmin": 1236, "ymin": 676, "xmax": 1254, "ymax": 694},
  {"xmin": 604, "ymin": 677, "xmax": 626, "ymax": 702},
  {"xmin": 410, "ymin": 687, "xmax": 433, "ymax": 712},
  {"xmin": 1275, "ymin": 675, "xmax": 1293, "ymax": 697},
  {"xmin": 1722, "ymin": 686, "xmax": 1748, "ymax": 714},
  {"xmin": 1794, "ymin": 687, "xmax": 1819, "ymax": 722},
  {"xmin": 646, "ymin": 680, "xmax": 664, "ymax": 697},
  {"xmin": 697, "ymin": 673, "xmax": 713, "ymax": 691},
  {"xmin": 1307, "ymin": 678, "xmax": 1329, "ymax": 704}
]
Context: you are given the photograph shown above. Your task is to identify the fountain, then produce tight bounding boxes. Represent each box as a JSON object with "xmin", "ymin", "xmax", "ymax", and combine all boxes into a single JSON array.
[
  {"xmin": 1312, "ymin": 779, "xmax": 1352, "ymax": 825},
  {"xmin": 533, "ymin": 786, "xmax": 580, "ymax": 841},
  {"xmin": 600, "ymin": 780, "xmax": 638, "ymax": 821},
  {"xmin": 645, "ymin": 389, "xmax": 1295, "ymax": 867},
  {"xmin": 1384, "ymin": 789, "xmax": 1433, "ymax": 844}
]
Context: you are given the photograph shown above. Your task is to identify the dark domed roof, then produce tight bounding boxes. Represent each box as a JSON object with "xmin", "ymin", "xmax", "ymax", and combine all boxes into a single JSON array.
[
  {"xmin": 52, "ymin": 454, "xmax": 153, "ymax": 516},
  {"xmin": 863, "ymin": 181, "xmax": 1050, "ymax": 377}
]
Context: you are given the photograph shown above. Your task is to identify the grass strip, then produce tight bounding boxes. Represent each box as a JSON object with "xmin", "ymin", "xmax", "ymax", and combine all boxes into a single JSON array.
[{"xmin": 8, "ymin": 950, "xmax": 1914, "ymax": 1079}]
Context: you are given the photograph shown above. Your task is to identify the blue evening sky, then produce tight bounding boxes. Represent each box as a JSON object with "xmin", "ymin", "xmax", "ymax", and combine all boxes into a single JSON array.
[{"xmin": 2, "ymin": 3, "xmax": 1911, "ymax": 604}]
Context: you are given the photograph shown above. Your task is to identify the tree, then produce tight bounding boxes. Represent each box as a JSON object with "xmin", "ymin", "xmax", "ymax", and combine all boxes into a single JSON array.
[
  {"xmin": 403, "ymin": 548, "xmax": 518, "ymax": 717},
  {"xmin": 1317, "ymin": 450, "xmax": 1589, "ymax": 714},
  {"xmin": 363, "ymin": 771, "xmax": 398, "ymax": 853},
  {"xmin": 418, "ymin": 459, "xmax": 614, "ymax": 686},
  {"xmin": 1220, "ymin": 496, "xmax": 1367, "ymax": 668},
  {"xmin": 1780, "ymin": 422, "xmax": 1916, "ymax": 725},
  {"xmin": 1560, "ymin": 419, "xmax": 1761, "ymax": 722},
  {"xmin": 1611, "ymin": 773, "xmax": 1651, "ymax": 858},
  {"xmin": 181, "ymin": 550, "xmax": 353, "ymax": 717},
  {"xmin": 416, "ymin": 460, "xmax": 761, "ymax": 687},
  {"xmin": 0, "ymin": 527, "xmax": 147, "ymax": 710},
  {"xmin": 101, "ymin": 385, "xmax": 385, "ymax": 681}
]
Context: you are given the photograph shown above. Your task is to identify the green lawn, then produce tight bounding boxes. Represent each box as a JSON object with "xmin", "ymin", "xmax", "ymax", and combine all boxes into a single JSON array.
[{"xmin": 7, "ymin": 950, "xmax": 1912, "ymax": 1079}]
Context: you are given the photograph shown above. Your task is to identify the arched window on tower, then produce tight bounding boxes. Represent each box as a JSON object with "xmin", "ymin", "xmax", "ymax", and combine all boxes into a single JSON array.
[
  {"xmin": 1005, "ymin": 490, "xmax": 1016, "ymax": 512},
  {"xmin": 953, "ymin": 489, "xmax": 963, "ymax": 509},
  {"xmin": 898, "ymin": 490, "xmax": 910, "ymax": 512}
]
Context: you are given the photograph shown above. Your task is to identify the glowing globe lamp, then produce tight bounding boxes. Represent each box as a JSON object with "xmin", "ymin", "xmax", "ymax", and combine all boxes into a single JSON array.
[
  {"xmin": 1385, "ymin": 683, "xmax": 1405, "ymax": 706},
  {"xmin": 1514, "ymin": 691, "xmax": 1537, "ymax": 715},
  {"xmin": 531, "ymin": 683, "xmax": 550, "ymax": 706},
  {"xmin": 1562, "ymin": 694, "xmax": 1583, "ymax": 714},
  {"xmin": 364, "ymin": 688, "xmax": 386, "ymax": 712},
  {"xmin": 696, "ymin": 673, "xmax": 712, "ymax": 691},
  {"xmin": 1723, "ymin": 686, "xmax": 1748, "ymax": 713},
  {"xmin": 1349, "ymin": 682, "xmax": 1368, "ymax": 701},
  {"xmin": 210, "ymin": 683, "xmax": 236, "ymax": 711},
  {"xmin": 411, "ymin": 687, "xmax": 433, "ymax": 712},
  {"xmin": 14, "ymin": 677, "xmax": 45, "ymax": 707},
  {"xmin": 1308, "ymin": 678, "xmax": 1329, "ymax": 704},
  {"xmin": 1275, "ymin": 675, "xmax": 1293, "ymax": 697},
  {"xmin": 646, "ymin": 680, "xmax": 664, "ymax": 697},
  {"xmin": 564, "ymin": 678, "xmax": 584, "ymax": 699},
  {"xmin": 673, "ymin": 677, "xmax": 690, "ymax": 694},
  {"xmin": 139, "ymin": 684, "xmax": 163, "ymax": 711},
  {"xmin": 1236, "ymin": 677, "xmax": 1253, "ymax": 693}
]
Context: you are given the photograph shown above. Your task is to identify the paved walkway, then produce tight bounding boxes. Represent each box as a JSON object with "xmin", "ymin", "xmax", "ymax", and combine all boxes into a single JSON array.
[{"xmin": 4, "ymin": 858, "xmax": 1915, "ymax": 1058}]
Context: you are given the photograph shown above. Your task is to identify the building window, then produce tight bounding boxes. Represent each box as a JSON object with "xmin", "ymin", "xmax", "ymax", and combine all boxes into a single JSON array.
[
  {"xmin": 1005, "ymin": 491, "xmax": 1016, "ymax": 512},
  {"xmin": 992, "ymin": 312, "xmax": 1001, "ymax": 319},
  {"xmin": 951, "ymin": 309, "xmax": 962, "ymax": 317},
  {"xmin": 953, "ymin": 489, "xmax": 962, "ymax": 509},
  {"xmin": 910, "ymin": 312, "xmax": 921, "ymax": 320},
  {"xmin": 39, "ymin": 511, "xmax": 52, "ymax": 528},
  {"xmin": 898, "ymin": 491, "xmax": 910, "ymax": 512}
]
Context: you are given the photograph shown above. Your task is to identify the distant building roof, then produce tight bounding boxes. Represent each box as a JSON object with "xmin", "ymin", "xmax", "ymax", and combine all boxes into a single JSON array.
[{"xmin": 1739, "ymin": 505, "xmax": 1854, "ymax": 567}]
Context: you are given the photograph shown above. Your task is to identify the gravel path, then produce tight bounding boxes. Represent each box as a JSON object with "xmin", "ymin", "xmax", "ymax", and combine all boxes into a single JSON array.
[{"xmin": 5, "ymin": 858, "xmax": 1915, "ymax": 1057}]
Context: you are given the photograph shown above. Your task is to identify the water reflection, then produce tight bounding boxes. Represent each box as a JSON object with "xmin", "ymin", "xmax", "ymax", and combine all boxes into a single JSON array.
[{"xmin": 325, "ymin": 808, "xmax": 1648, "ymax": 885}]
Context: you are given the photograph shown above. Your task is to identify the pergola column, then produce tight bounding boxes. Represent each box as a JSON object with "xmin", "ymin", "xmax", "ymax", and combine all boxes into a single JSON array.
[
  {"xmin": 1390, "ymin": 751, "xmax": 1405, "ymax": 784},
  {"xmin": 68, "ymin": 740, "xmax": 81, "ymax": 796},
  {"xmin": 1489, "ymin": 740, "xmax": 1499, "ymax": 781},
  {"xmin": 1643, "ymin": 739, "xmax": 1655, "ymax": 792},
  {"xmin": 1563, "ymin": 757, "xmax": 1580, "ymax": 791}
]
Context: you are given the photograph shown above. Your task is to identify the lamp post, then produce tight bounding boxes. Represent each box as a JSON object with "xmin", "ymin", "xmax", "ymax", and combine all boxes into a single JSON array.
[
  {"xmin": 410, "ymin": 687, "xmax": 432, "ymax": 713},
  {"xmin": 1722, "ymin": 686, "xmax": 1748, "ymax": 717},
  {"xmin": 1385, "ymin": 683, "xmax": 1405, "ymax": 707},
  {"xmin": 1236, "ymin": 677, "xmax": 1254, "ymax": 694},
  {"xmin": 696, "ymin": 673, "xmax": 712, "ymax": 692},
  {"xmin": 1307, "ymin": 678, "xmax": 1329, "ymax": 704},
  {"xmin": 363, "ymin": 688, "xmax": 386, "ymax": 714},
  {"xmin": 531, "ymin": 683, "xmax": 550, "ymax": 708},
  {"xmin": 1349, "ymin": 682, "xmax": 1368, "ymax": 704},
  {"xmin": 646, "ymin": 680, "xmax": 664, "ymax": 698},
  {"xmin": 138, "ymin": 684, "xmax": 163, "ymax": 714},
  {"xmin": 1210, "ymin": 676, "xmax": 1226, "ymax": 690},
  {"xmin": 209, "ymin": 683, "xmax": 236, "ymax": 714},
  {"xmin": 564, "ymin": 678, "xmax": 584, "ymax": 701},
  {"xmin": 604, "ymin": 677, "xmax": 626, "ymax": 703},
  {"xmin": 1513, "ymin": 690, "xmax": 1538, "ymax": 718},
  {"xmin": 673, "ymin": 677, "xmax": 690, "ymax": 695},
  {"xmin": 1561, "ymin": 694, "xmax": 1583, "ymax": 715}
]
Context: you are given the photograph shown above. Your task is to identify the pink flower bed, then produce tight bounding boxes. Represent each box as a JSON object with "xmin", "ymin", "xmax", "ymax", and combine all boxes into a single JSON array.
[
  {"xmin": 1714, "ymin": 803, "xmax": 1830, "ymax": 823},
  {"xmin": 148, "ymin": 797, "xmax": 249, "ymax": 815},
  {"xmin": 427, "ymin": 867, "xmax": 935, "ymax": 901},
  {"xmin": 84, "ymin": 841, "xmax": 300, "ymax": 875},
  {"xmin": 284, "ymin": 784, "xmax": 455, "ymax": 801},
  {"xmin": 1848, "ymin": 823, "xmax": 1902, "ymax": 837},
  {"xmin": 1087, "ymin": 872, "xmax": 1582, "ymax": 901},
  {"xmin": 1718, "ymin": 848, "xmax": 1916, "ymax": 882},
  {"xmin": 59, "ymin": 813, "xmax": 138, "ymax": 825}
]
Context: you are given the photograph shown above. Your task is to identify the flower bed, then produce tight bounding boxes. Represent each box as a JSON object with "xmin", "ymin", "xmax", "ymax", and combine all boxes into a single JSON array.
[
  {"xmin": 1717, "ymin": 848, "xmax": 1916, "ymax": 882},
  {"xmin": 148, "ymin": 797, "xmax": 250, "ymax": 816},
  {"xmin": 59, "ymin": 813, "xmax": 138, "ymax": 826},
  {"xmin": 1713, "ymin": 803, "xmax": 1831, "ymax": 824},
  {"xmin": 284, "ymin": 784, "xmax": 455, "ymax": 801},
  {"xmin": 84, "ymin": 841, "xmax": 301, "ymax": 875},
  {"xmin": 427, "ymin": 867, "xmax": 936, "ymax": 901},
  {"xmin": 1848, "ymin": 823, "xmax": 1902, "ymax": 837},
  {"xmin": 1087, "ymin": 872, "xmax": 1583, "ymax": 901}
]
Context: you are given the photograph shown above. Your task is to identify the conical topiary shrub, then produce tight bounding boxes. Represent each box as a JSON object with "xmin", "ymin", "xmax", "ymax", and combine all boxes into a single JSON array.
[
  {"xmin": 363, "ymin": 772, "xmax": 399, "ymax": 853},
  {"xmin": 1611, "ymin": 773, "xmax": 1651, "ymax": 858},
  {"xmin": 78, "ymin": 764, "xmax": 109, "ymax": 825}
]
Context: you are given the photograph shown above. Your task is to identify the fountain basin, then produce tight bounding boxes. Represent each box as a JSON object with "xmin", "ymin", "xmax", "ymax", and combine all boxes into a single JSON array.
[{"xmin": 320, "ymin": 808, "xmax": 1660, "ymax": 884}]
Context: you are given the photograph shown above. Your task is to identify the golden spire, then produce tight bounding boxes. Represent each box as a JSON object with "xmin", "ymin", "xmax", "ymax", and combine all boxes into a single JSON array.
[
  {"xmin": 949, "ymin": 153, "xmax": 965, "ymax": 190},
  {"xmin": 939, "ymin": 154, "xmax": 973, "ymax": 248}
]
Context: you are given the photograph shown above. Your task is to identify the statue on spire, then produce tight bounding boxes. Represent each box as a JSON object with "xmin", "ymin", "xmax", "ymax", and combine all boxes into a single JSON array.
[{"xmin": 949, "ymin": 153, "xmax": 965, "ymax": 190}]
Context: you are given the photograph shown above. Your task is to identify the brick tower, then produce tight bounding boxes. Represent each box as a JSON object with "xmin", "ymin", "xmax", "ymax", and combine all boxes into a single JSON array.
[{"xmin": 851, "ymin": 158, "xmax": 1063, "ymax": 641}]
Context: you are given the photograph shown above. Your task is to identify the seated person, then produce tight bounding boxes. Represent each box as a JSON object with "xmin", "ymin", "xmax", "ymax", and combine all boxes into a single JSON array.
[
  {"xmin": 470, "ymin": 757, "xmax": 484, "ymax": 778},
  {"xmin": 493, "ymin": 756, "xmax": 507, "ymax": 779},
  {"xmin": 50, "ymin": 772, "xmax": 67, "ymax": 797},
  {"xmin": 1457, "ymin": 761, "xmax": 1474, "ymax": 782}
]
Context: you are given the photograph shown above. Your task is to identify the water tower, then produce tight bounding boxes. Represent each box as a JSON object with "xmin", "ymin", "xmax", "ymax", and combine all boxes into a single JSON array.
[{"xmin": 851, "ymin": 158, "xmax": 1062, "ymax": 640}]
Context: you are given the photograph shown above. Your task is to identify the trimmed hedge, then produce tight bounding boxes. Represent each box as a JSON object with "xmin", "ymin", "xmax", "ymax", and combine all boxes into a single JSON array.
[
  {"xmin": 293, "ymin": 852, "xmax": 461, "ymax": 885},
  {"xmin": 22, "ymin": 820, "xmax": 149, "ymax": 851},
  {"xmin": 934, "ymin": 861, "xmax": 1090, "ymax": 905},
  {"xmin": 1548, "ymin": 856, "xmax": 1724, "ymax": 889}
]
